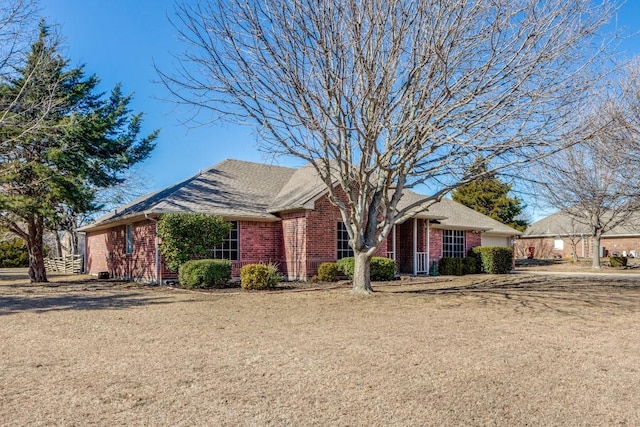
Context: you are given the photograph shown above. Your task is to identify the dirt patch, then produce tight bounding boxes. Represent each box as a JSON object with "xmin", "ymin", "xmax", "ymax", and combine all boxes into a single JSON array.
[{"xmin": 2, "ymin": 273, "xmax": 640, "ymax": 426}]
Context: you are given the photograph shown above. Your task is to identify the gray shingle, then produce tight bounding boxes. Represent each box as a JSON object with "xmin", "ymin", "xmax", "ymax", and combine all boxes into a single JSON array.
[
  {"xmin": 81, "ymin": 159, "xmax": 296, "ymax": 230},
  {"xmin": 81, "ymin": 158, "xmax": 520, "ymax": 237},
  {"xmin": 525, "ymin": 210, "xmax": 640, "ymax": 237}
]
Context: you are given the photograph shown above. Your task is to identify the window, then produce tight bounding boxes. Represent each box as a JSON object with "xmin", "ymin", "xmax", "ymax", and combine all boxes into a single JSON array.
[
  {"xmin": 212, "ymin": 221, "xmax": 239, "ymax": 261},
  {"xmin": 125, "ymin": 224, "xmax": 133, "ymax": 254},
  {"xmin": 553, "ymin": 239, "xmax": 564, "ymax": 250},
  {"xmin": 337, "ymin": 222, "xmax": 354, "ymax": 259},
  {"xmin": 442, "ymin": 230, "xmax": 465, "ymax": 258}
]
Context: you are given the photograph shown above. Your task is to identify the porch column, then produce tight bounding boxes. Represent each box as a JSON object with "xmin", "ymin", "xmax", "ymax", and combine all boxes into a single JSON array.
[
  {"xmin": 413, "ymin": 218, "xmax": 417, "ymax": 276},
  {"xmin": 392, "ymin": 224, "xmax": 397, "ymax": 261}
]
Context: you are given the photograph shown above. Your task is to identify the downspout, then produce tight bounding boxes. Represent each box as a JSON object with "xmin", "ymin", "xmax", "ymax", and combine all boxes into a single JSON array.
[
  {"xmin": 426, "ymin": 220, "xmax": 430, "ymax": 274},
  {"xmin": 145, "ymin": 213, "xmax": 160, "ymax": 285},
  {"xmin": 413, "ymin": 218, "xmax": 417, "ymax": 276}
]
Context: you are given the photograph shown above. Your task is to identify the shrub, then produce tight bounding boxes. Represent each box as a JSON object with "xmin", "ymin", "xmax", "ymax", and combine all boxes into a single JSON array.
[
  {"xmin": 240, "ymin": 263, "xmax": 280, "ymax": 290},
  {"xmin": 317, "ymin": 262, "xmax": 340, "ymax": 282},
  {"xmin": 0, "ymin": 239, "xmax": 28, "ymax": 268},
  {"xmin": 463, "ymin": 256, "xmax": 478, "ymax": 275},
  {"xmin": 336, "ymin": 257, "xmax": 355, "ymax": 279},
  {"xmin": 157, "ymin": 213, "xmax": 232, "ymax": 272},
  {"xmin": 471, "ymin": 246, "xmax": 514, "ymax": 274},
  {"xmin": 439, "ymin": 257, "xmax": 465, "ymax": 276},
  {"xmin": 610, "ymin": 256, "xmax": 628, "ymax": 267},
  {"xmin": 179, "ymin": 259, "xmax": 232, "ymax": 289},
  {"xmin": 336, "ymin": 256, "xmax": 396, "ymax": 281},
  {"xmin": 370, "ymin": 257, "xmax": 396, "ymax": 281}
]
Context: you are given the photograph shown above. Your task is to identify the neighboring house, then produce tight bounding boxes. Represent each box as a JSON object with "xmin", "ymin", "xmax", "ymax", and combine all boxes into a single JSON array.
[
  {"xmin": 79, "ymin": 159, "xmax": 521, "ymax": 282},
  {"xmin": 516, "ymin": 211, "xmax": 640, "ymax": 259}
]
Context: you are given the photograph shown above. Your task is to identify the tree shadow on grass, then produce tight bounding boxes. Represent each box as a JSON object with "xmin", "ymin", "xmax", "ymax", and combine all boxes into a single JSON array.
[
  {"xmin": 381, "ymin": 275, "xmax": 640, "ymax": 316},
  {"xmin": 0, "ymin": 281, "xmax": 176, "ymax": 316}
]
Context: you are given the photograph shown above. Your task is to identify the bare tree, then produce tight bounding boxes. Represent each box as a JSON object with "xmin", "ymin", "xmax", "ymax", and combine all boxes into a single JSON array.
[
  {"xmin": 536, "ymin": 64, "xmax": 640, "ymax": 269},
  {"xmin": 0, "ymin": 0, "xmax": 42, "ymax": 126},
  {"xmin": 161, "ymin": 0, "xmax": 618, "ymax": 292},
  {"xmin": 0, "ymin": 0, "xmax": 38, "ymax": 74}
]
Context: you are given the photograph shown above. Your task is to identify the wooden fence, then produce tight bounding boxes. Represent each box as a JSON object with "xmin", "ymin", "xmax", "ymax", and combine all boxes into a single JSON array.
[{"xmin": 44, "ymin": 254, "xmax": 84, "ymax": 274}]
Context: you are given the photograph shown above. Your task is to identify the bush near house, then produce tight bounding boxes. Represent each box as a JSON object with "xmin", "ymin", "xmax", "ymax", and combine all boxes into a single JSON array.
[
  {"xmin": 179, "ymin": 259, "xmax": 232, "ymax": 289},
  {"xmin": 439, "ymin": 257, "xmax": 464, "ymax": 276},
  {"xmin": 336, "ymin": 257, "xmax": 396, "ymax": 281},
  {"xmin": 471, "ymin": 246, "xmax": 513, "ymax": 274},
  {"xmin": 609, "ymin": 256, "xmax": 628, "ymax": 267},
  {"xmin": 157, "ymin": 213, "xmax": 232, "ymax": 272},
  {"xmin": 317, "ymin": 262, "xmax": 340, "ymax": 282},
  {"xmin": 438, "ymin": 257, "xmax": 479, "ymax": 276},
  {"xmin": 240, "ymin": 263, "xmax": 281, "ymax": 290}
]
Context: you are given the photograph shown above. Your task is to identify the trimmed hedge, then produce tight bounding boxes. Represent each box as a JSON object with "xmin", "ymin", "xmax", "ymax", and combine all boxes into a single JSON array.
[
  {"xmin": 470, "ymin": 246, "xmax": 513, "ymax": 274},
  {"xmin": 317, "ymin": 262, "xmax": 340, "ymax": 282},
  {"xmin": 178, "ymin": 259, "xmax": 232, "ymax": 289},
  {"xmin": 610, "ymin": 256, "xmax": 628, "ymax": 267},
  {"xmin": 464, "ymin": 256, "xmax": 478, "ymax": 274},
  {"xmin": 336, "ymin": 256, "xmax": 396, "ymax": 281},
  {"xmin": 439, "ymin": 257, "xmax": 464, "ymax": 276},
  {"xmin": 240, "ymin": 263, "xmax": 281, "ymax": 290}
]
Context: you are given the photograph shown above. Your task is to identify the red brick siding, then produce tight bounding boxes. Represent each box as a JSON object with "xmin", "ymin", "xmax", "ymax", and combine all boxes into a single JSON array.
[
  {"xmin": 428, "ymin": 228, "xmax": 443, "ymax": 265},
  {"xmin": 516, "ymin": 235, "xmax": 640, "ymax": 259},
  {"xmin": 85, "ymin": 220, "xmax": 156, "ymax": 281},
  {"xmin": 466, "ymin": 231, "xmax": 482, "ymax": 254},
  {"xmin": 235, "ymin": 220, "xmax": 281, "ymax": 276},
  {"xmin": 602, "ymin": 236, "xmax": 640, "ymax": 257},
  {"xmin": 281, "ymin": 212, "xmax": 308, "ymax": 280},
  {"xmin": 305, "ymin": 195, "xmax": 345, "ymax": 277}
]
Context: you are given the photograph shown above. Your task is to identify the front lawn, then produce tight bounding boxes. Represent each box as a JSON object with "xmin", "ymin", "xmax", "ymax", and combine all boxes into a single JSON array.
[{"xmin": 1, "ymin": 273, "xmax": 639, "ymax": 425}]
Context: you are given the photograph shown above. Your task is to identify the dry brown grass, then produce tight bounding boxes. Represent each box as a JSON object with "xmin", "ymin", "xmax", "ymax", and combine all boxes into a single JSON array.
[{"xmin": 2, "ymin": 272, "xmax": 640, "ymax": 426}]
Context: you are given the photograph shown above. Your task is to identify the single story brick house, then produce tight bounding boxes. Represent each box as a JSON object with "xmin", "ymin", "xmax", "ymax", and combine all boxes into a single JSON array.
[
  {"xmin": 516, "ymin": 210, "xmax": 640, "ymax": 259},
  {"xmin": 79, "ymin": 159, "xmax": 521, "ymax": 283}
]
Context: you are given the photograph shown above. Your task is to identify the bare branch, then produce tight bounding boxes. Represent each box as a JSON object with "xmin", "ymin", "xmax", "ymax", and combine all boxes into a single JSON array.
[{"xmin": 160, "ymin": 0, "xmax": 620, "ymax": 290}]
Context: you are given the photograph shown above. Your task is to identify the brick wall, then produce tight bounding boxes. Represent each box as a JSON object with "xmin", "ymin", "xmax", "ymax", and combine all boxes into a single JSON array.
[
  {"xmin": 466, "ymin": 231, "xmax": 482, "ymax": 253},
  {"xmin": 516, "ymin": 235, "xmax": 640, "ymax": 259},
  {"xmin": 281, "ymin": 212, "xmax": 307, "ymax": 280},
  {"xmin": 85, "ymin": 220, "xmax": 156, "ymax": 281},
  {"xmin": 428, "ymin": 228, "xmax": 443, "ymax": 265}
]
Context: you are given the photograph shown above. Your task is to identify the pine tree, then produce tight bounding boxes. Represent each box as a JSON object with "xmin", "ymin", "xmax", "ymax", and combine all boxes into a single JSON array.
[
  {"xmin": 452, "ymin": 159, "xmax": 528, "ymax": 232},
  {"xmin": 0, "ymin": 23, "xmax": 157, "ymax": 282}
]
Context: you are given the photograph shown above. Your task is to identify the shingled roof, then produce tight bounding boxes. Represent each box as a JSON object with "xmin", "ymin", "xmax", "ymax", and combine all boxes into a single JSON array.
[
  {"xmin": 427, "ymin": 199, "xmax": 521, "ymax": 235},
  {"xmin": 80, "ymin": 159, "xmax": 296, "ymax": 231},
  {"xmin": 80, "ymin": 158, "xmax": 521, "ymax": 236},
  {"xmin": 524, "ymin": 210, "xmax": 640, "ymax": 237}
]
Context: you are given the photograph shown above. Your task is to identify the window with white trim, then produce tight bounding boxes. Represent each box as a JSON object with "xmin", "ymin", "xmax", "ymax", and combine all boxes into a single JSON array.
[
  {"xmin": 553, "ymin": 239, "xmax": 564, "ymax": 250},
  {"xmin": 442, "ymin": 229, "xmax": 465, "ymax": 258},
  {"xmin": 125, "ymin": 224, "xmax": 133, "ymax": 254},
  {"xmin": 337, "ymin": 222, "xmax": 354, "ymax": 259},
  {"xmin": 212, "ymin": 221, "xmax": 239, "ymax": 261}
]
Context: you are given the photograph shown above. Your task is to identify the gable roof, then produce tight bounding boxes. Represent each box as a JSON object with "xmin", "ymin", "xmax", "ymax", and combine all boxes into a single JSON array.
[
  {"xmin": 80, "ymin": 158, "xmax": 521, "ymax": 236},
  {"xmin": 268, "ymin": 163, "xmax": 328, "ymax": 212},
  {"xmin": 427, "ymin": 198, "xmax": 522, "ymax": 235},
  {"xmin": 524, "ymin": 210, "xmax": 640, "ymax": 238},
  {"xmin": 80, "ymin": 159, "xmax": 296, "ymax": 231}
]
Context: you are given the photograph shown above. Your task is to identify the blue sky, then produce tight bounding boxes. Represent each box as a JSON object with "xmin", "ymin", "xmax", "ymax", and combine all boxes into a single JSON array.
[{"xmin": 42, "ymin": 1, "xmax": 640, "ymax": 202}]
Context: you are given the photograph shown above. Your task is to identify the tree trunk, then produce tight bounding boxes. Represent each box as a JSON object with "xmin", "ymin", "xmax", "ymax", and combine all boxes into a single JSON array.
[
  {"xmin": 352, "ymin": 251, "xmax": 373, "ymax": 294},
  {"xmin": 27, "ymin": 218, "xmax": 48, "ymax": 283},
  {"xmin": 592, "ymin": 234, "xmax": 602, "ymax": 270},
  {"xmin": 54, "ymin": 230, "xmax": 63, "ymax": 258}
]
